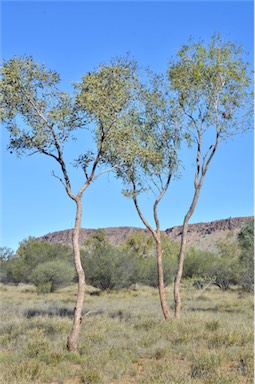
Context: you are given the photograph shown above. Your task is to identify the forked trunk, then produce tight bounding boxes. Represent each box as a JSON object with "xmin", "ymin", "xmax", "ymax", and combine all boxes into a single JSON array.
[
  {"xmin": 174, "ymin": 139, "xmax": 218, "ymax": 318},
  {"xmin": 156, "ymin": 237, "xmax": 171, "ymax": 320},
  {"xmin": 67, "ymin": 198, "xmax": 85, "ymax": 352}
]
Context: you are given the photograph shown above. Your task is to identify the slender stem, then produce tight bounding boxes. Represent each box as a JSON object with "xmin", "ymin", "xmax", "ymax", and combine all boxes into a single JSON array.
[
  {"xmin": 131, "ymin": 175, "xmax": 172, "ymax": 319},
  {"xmin": 174, "ymin": 130, "xmax": 219, "ymax": 318},
  {"xmin": 67, "ymin": 198, "xmax": 85, "ymax": 352}
]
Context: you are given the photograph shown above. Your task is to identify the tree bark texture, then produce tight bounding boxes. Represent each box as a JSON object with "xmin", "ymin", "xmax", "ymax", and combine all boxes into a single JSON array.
[
  {"xmin": 131, "ymin": 185, "xmax": 172, "ymax": 320},
  {"xmin": 67, "ymin": 198, "xmax": 85, "ymax": 352},
  {"xmin": 156, "ymin": 237, "xmax": 171, "ymax": 320},
  {"xmin": 174, "ymin": 133, "xmax": 218, "ymax": 318},
  {"xmin": 174, "ymin": 216, "xmax": 191, "ymax": 319}
]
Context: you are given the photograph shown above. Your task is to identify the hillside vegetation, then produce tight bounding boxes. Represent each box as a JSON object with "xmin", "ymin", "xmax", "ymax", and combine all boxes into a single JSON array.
[
  {"xmin": 36, "ymin": 216, "xmax": 253, "ymax": 253},
  {"xmin": 1, "ymin": 219, "xmax": 253, "ymax": 294}
]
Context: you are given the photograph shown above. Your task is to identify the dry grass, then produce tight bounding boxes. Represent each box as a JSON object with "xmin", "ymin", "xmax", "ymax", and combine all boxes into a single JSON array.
[{"xmin": 0, "ymin": 283, "xmax": 253, "ymax": 383}]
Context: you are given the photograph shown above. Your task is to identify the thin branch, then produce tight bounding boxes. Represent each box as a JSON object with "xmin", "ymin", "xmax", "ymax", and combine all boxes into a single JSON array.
[
  {"xmin": 131, "ymin": 178, "xmax": 158, "ymax": 241},
  {"xmin": 52, "ymin": 170, "xmax": 67, "ymax": 189},
  {"xmin": 201, "ymin": 131, "xmax": 219, "ymax": 177},
  {"xmin": 93, "ymin": 164, "xmax": 120, "ymax": 181},
  {"xmin": 23, "ymin": 91, "xmax": 76, "ymax": 201},
  {"xmin": 153, "ymin": 169, "xmax": 173, "ymax": 233}
]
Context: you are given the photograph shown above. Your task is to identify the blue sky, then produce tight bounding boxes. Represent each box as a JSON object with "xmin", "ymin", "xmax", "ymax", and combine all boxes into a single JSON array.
[{"xmin": 1, "ymin": 1, "xmax": 254, "ymax": 252}]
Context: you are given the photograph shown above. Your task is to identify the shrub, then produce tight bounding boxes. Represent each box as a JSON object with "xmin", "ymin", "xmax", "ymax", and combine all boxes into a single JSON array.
[
  {"xmin": 29, "ymin": 260, "xmax": 75, "ymax": 292},
  {"xmin": 137, "ymin": 255, "xmax": 176, "ymax": 288},
  {"xmin": 183, "ymin": 248, "xmax": 213, "ymax": 279},
  {"xmin": 82, "ymin": 247, "xmax": 139, "ymax": 290},
  {"xmin": 238, "ymin": 221, "xmax": 254, "ymax": 292},
  {"xmin": 184, "ymin": 247, "xmax": 239, "ymax": 290},
  {"xmin": 82, "ymin": 230, "xmax": 179, "ymax": 289}
]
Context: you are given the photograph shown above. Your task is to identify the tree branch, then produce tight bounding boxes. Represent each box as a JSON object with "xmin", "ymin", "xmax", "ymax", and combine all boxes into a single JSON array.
[{"xmin": 131, "ymin": 178, "xmax": 158, "ymax": 241}]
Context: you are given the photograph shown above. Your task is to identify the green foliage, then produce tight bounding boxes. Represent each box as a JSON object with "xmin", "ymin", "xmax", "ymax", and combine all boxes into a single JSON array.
[
  {"xmin": 238, "ymin": 221, "xmax": 254, "ymax": 252},
  {"xmin": 82, "ymin": 230, "xmax": 139, "ymax": 290},
  {"xmin": 0, "ymin": 56, "xmax": 83, "ymax": 158},
  {"xmin": 75, "ymin": 56, "xmax": 138, "ymax": 123},
  {"xmin": 0, "ymin": 247, "xmax": 16, "ymax": 283},
  {"xmin": 0, "ymin": 247, "xmax": 15, "ymax": 261},
  {"xmin": 30, "ymin": 260, "xmax": 75, "ymax": 293},
  {"xmin": 183, "ymin": 247, "xmax": 213, "ymax": 278},
  {"xmin": 136, "ymin": 253, "xmax": 177, "ymax": 288},
  {"xmin": 82, "ymin": 231, "xmax": 178, "ymax": 289},
  {"xmin": 17, "ymin": 237, "xmax": 73, "ymax": 265},
  {"xmin": 1, "ymin": 239, "xmax": 75, "ymax": 290},
  {"xmin": 118, "ymin": 231, "xmax": 155, "ymax": 258},
  {"xmin": 238, "ymin": 221, "xmax": 254, "ymax": 291},
  {"xmin": 103, "ymin": 68, "xmax": 182, "ymax": 196},
  {"xmin": 184, "ymin": 247, "xmax": 239, "ymax": 291},
  {"xmin": 1, "ymin": 257, "xmax": 24, "ymax": 285},
  {"xmin": 209, "ymin": 257, "xmax": 239, "ymax": 290},
  {"xmin": 216, "ymin": 238, "xmax": 240, "ymax": 259},
  {"xmin": 168, "ymin": 33, "xmax": 252, "ymax": 140},
  {"xmin": 134, "ymin": 235, "xmax": 179, "ymax": 288}
]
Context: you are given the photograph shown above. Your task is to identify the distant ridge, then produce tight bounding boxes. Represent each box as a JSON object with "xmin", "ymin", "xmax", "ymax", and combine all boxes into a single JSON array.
[
  {"xmin": 165, "ymin": 216, "xmax": 253, "ymax": 252},
  {"xmin": 36, "ymin": 216, "xmax": 253, "ymax": 253}
]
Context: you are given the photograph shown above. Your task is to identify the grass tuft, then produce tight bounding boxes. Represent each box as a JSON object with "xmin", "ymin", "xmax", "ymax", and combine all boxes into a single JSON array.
[{"xmin": 0, "ymin": 284, "xmax": 253, "ymax": 384}]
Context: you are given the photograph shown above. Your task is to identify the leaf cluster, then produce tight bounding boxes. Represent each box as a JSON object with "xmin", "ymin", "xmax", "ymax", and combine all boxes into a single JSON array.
[
  {"xmin": 168, "ymin": 33, "xmax": 253, "ymax": 139},
  {"xmin": 1, "ymin": 238, "xmax": 75, "ymax": 290},
  {"xmin": 0, "ymin": 56, "xmax": 83, "ymax": 158}
]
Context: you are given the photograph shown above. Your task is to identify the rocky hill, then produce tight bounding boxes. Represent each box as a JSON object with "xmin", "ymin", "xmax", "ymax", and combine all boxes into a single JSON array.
[
  {"xmin": 165, "ymin": 216, "xmax": 253, "ymax": 252},
  {"xmin": 36, "ymin": 216, "xmax": 253, "ymax": 253}
]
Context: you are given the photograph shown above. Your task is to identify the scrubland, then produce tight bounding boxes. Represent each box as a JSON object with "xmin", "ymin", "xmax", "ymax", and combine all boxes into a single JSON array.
[{"xmin": 0, "ymin": 283, "xmax": 253, "ymax": 384}]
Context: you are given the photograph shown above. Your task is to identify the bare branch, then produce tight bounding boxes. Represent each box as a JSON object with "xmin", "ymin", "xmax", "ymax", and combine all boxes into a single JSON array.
[
  {"xmin": 52, "ymin": 170, "xmax": 66, "ymax": 189},
  {"xmin": 131, "ymin": 178, "xmax": 158, "ymax": 240},
  {"xmin": 153, "ymin": 169, "xmax": 173, "ymax": 233}
]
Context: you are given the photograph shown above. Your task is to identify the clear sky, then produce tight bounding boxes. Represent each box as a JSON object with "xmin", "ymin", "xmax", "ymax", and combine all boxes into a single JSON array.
[{"xmin": 1, "ymin": 0, "xmax": 254, "ymax": 252}]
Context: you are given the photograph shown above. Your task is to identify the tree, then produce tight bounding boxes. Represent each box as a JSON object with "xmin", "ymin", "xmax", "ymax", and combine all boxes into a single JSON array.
[
  {"xmin": 30, "ymin": 259, "xmax": 75, "ymax": 293},
  {"xmin": 0, "ymin": 247, "xmax": 15, "ymax": 283},
  {"xmin": 238, "ymin": 221, "xmax": 254, "ymax": 291},
  {"xmin": 102, "ymin": 70, "xmax": 182, "ymax": 319},
  {"xmin": 81, "ymin": 231, "xmax": 139, "ymax": 290},
  {"xmin": 16, "ymin": 239, "xmax": 74, "ymax": 284},
  {"xmin": 0, "ymin": 247, "xmax": 15, "ymax": 261},
  {"xmin": 118, "ymin": 231, "xmax": 155, "ymax": 258},
  {"xmin": 168, "ymin": 34, "xmax": 253, "ymax": 317},
  {"xmin": 0, "ymin": 55, "xmax": 139, "ymax": 351},
  {"xmin": 0, "ymin": 239, "xmax": 74, "ymax": 285}
]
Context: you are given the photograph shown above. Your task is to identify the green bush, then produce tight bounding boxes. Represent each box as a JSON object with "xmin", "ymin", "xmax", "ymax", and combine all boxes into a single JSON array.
[
  {"xmin": 137, "ymin": 254, "xmax": 176, "ymax": 288},
  {"xmin": 183, "ymin": 248, "xmax": 213, "ymax": 279},
  {"xmin": 36, "ymin": 282, "xmax": 54, "ymax": 294},
  {"xmin": 82, "ymin": 246, "xmax": 139, "ymax": 290},
  {"xmin": 82, "ymin": 230, "xmax": 178, "ymax": 289},
  {"xmin": 3, "ymin": 257, "xmax": 25, "ymax": 285},
  {"xmin": 29, "ymin": 260, "xmax": 75, "ymax": 292},
  {"xmin": 2, "ymin": 239, "xmax": 74, "ymax": 286},
  {"xmin": 210, "ymin": 257, "xmax": 239, "ymax": 290},
  {"xmin": 238, "ymin": 221, "xmax": 254, "ymax": 292},
  {"xmin": 183, "ymin": 247, "xmax": 239, "ymax": 290}
]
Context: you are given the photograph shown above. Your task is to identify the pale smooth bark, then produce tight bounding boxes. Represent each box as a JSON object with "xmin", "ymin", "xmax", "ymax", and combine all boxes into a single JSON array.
[
  {"xmin": 67, "ymin": 198, "xmax": 85, "ymax": 352},
  {"xmin": 174, "ymin": 131, "xmax": 219, "ymax": 318},
  {"xmin": 174, "ymin": 188, "xmax": 201, "ymax": 318},
  {"xmin": 131, "ymin": 177, "xmax": 172, "ymax": 320},
  {"xmin": 156, "ymin": 236, "xmax": 171, "ymax": 319}
]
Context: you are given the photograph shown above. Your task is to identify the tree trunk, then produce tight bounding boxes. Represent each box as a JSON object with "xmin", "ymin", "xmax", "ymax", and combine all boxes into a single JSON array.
[
  {"xmin": 174, "ymin": 186, "xmax": 201, "ymax": 318},
  {"xmin": 67, "ymin": 198, "xmax": 85, "ymax": 352},
  {"xmin": 156, "ymin": 237, "xmax": 171, "ymax": 320},
  {"xmin": 174, "ymin": 130, "xmax": 219, "ymax": 318},
  {"xmin": 174, "ymin": 217, "xmax": 189, "ymax": 319}
]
